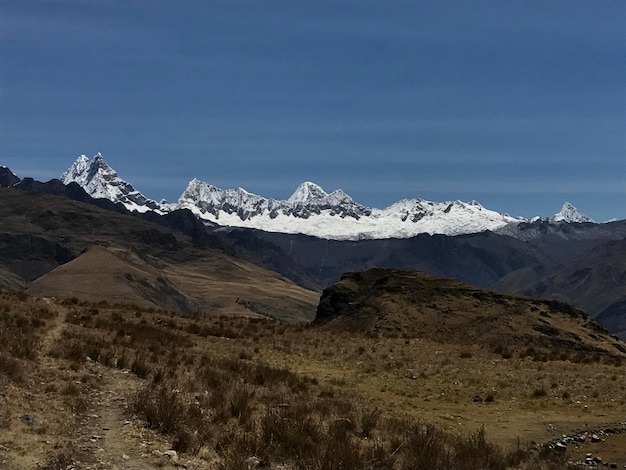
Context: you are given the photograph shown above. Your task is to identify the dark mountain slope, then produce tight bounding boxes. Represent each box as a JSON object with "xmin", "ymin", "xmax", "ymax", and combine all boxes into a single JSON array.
[
  {"xmin": 3, "ymin": 172, "xmax": 320, "ymax": 290},
  {"xmin": 597, "ymin": 301, "xmax": 626, "ymax": 341},
  {"xmin": 495, "ymin": 238, "xmax": 626, "ymax": 319},
  {"xmin": 249, "ymin": 229, "xmax": 551, "ymax": 289},
  {"xmin": 0, "ymin": 166, "xmax": 20, "ymax": 187},
  {"xmin": 498, "ymin": 219, "xmax": 626, "ymax": 262}
]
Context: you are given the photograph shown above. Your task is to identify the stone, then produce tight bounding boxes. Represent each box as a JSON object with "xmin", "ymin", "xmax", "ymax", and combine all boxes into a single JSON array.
[
  {"xmin": 245, "ymin": 456, "xmax": 269, "ymax": 469},
  {"xmin": 246, "ymin": 456, "xmax": 261, "ymax": 468},
  {"xmin": 163, "ymin": 450, "xmax": 178, "ymax": 462},
  {"xmin": 20, "ymin": 414, "xmax": 39, "ymax": 426}
]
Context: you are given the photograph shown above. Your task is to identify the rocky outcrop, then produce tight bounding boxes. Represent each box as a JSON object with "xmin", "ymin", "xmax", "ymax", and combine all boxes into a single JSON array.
[{"xmin": 314, "ymin": 268, "xmax": 625, "ymax": 356}]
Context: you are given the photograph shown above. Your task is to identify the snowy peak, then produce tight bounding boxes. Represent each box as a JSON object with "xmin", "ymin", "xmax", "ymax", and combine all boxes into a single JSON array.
[
  {"xmin": 288, "ymin": 182, "xmax": 356, "ymax": 207},
  {"xmin": 380, "ymin": 198, "xmax": 519, "ymax": 234},
  {"xmin": 288, "ymin": 182, "xmax": 329, "ymax": 204},
  {"xmin": 178, "ymin": 178, "xmax": 272, "ymax": 220},
  {"xmin": 552, "ymin": 202, "xmax": 594, "ymax": 224},
  {"xmin": 61, "ymin": 153, "xmax": 118, "ymax": 193},
  {"xmin": 284, "ymin": 182, "xmax": 368, "ymax": 219},
  {"xmin": 61, "ymin": 153, "xmax": 162, "ymax": 213}
]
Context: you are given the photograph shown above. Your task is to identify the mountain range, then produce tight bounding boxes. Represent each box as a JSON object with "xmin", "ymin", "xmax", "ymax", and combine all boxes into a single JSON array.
[
  {"xmin": 2, "ymin": 153, "xmax": 625, "ymax": 340},
  {"xmin": 58, "ymin": 153, "xmax": 596, "ymax": 240}
]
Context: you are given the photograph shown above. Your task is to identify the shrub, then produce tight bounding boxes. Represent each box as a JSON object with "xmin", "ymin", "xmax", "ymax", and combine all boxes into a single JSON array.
[
  {"xmin": 229, "ymin": 384, "xmax": 255, "ymax": 422},
  {"xmin": 131, "ymin": 383, "xmax": 212, "ymax": 455},
  {"xmin": 260, "ymin": 409, "xmax": 322, "ymax": 462},
  {"xmin": 454, "ymin": 427, "xmax": 506, "ymax": 470},
  {"xmin": 401, "ymin": 423, "xmax": 454, "ymax": 469},
  {"xmin": 130, "ymin": 354, "xmax": 152, "ymax": 379},
  {"xmin": 360, "ymin": 408, "xmax": 380, "ymax": 438},
  {"xmin": 132, "ymin": 385, "xmax": 187, "ymax": 435}
]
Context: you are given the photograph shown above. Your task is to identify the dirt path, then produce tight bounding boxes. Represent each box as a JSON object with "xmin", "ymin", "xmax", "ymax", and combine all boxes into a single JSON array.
[
  {"xmin": 36, "ymin": 299, "xmax": 174, "ymax": 469},
  {"xmin": 41, "ymin": 297, "xmax": 68, "ymax": 355},
  {"xmin": 75, "ymin": 366, "xmax": 151, "ymax": 469}
]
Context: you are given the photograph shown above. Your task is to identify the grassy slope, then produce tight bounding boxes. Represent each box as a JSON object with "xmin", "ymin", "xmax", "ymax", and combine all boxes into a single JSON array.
[{"xmin": 1, "ymin": 292, "xmax": 624, "ymax": 469}]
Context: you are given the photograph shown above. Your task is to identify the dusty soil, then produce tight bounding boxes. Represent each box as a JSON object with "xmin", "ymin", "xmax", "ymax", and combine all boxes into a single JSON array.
[{"xmin": 0, "ymin": 301, "xmax": 182, "ymax": 470}]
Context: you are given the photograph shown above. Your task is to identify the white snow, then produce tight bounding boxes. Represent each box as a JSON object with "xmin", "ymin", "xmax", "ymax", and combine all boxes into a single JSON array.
[
  {"xmin": 61, "ymin": 153, "xmax": 602, "ymax": 240},
  {"xmin": 61, "ymin": 153, "xmax": 164, "ymax": 213},
  {"xmin": 552, "ymin": 202, "xmax": 594, "ymax": 223},
  {"xmin": 177, "ymin": 178, "xmax": 520, "ymax": 240}
]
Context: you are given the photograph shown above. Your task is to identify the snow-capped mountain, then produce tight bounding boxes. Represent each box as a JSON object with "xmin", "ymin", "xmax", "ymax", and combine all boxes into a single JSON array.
[
  {"xmin": 61, "ymin": 154, "xmax": 164, "ymax": 213},
  {"xmin": 177, "ymin": 178, "xmax": 519, "ymax": 239},
  {"xmin": 552, "ymin": 202, "xmax": 594, "ymax": 224},
  {"xmin": 285, "ymin": 182, "xmax": 370, "ymax": 219},
  {"xmin": 177, "ymin": 180, "xmax": 371, "ymax": 224},
  {"xmin": 60, "ymin": 153, "xmax": 598, "ymax": 240}
]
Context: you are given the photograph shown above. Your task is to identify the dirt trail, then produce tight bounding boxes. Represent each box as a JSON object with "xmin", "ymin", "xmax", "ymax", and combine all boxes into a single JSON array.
[
  {"xmin": 37, "ymin": 299, "xmax": 170, "ymax": 469},
  {"xmin": 41, "ymin": 297, "xmax": 68, "ymax": 355},
  {"xmin": 75, "ymin": 367, "xmax": 150, "ymax": 469}
]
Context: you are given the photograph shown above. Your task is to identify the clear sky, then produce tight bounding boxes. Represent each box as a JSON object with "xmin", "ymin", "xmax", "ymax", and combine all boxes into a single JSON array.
[{"xmin": 1, "ymin": 0, "xmax": 624, "ymax": 221}]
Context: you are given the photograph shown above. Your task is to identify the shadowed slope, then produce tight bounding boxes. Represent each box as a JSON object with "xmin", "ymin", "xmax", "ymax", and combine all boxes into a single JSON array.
[{"xmin": 495, "ymin": 238, "xmax": 626, "ymax": 319}]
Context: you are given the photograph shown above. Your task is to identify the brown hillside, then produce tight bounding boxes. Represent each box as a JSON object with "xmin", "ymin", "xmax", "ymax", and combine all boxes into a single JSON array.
[
  {"xmin": 26, "ymin": 245, "xmax": 319, "ymax": 322},
  {"xmin": 315, "ymin": 268, "xmax": 625, "ymax": 356},
  {"xmin": 0, "ymin": 189, "xmax": 319, "ymax": 322},
  {"xmin": 27, "ymin": 246, "xmax": 199, "ymax": 313}
]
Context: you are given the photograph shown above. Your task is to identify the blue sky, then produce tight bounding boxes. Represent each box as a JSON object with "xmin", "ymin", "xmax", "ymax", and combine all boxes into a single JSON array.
[{"xmin": 1, "ymin": 0, "xmax": 624, "ymax": 221}]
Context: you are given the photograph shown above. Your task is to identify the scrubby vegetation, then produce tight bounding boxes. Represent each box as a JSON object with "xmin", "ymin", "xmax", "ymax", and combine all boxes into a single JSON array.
[{"xmin": 1, "ymin": 292, "xmax": 625, "ymax": 468}]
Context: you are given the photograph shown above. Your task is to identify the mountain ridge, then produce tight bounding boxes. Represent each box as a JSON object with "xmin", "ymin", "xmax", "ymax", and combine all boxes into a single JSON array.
[
  {"xmin": 2, "ymin": 167, "xmax": 626, "ymax": 336},
  {"xmin": 0, "ymin": 187, "xmax": 319, "ymax": 322},
  {"xmin": 59, "ymin": 153, "xmax": 601, "ymax": 240}
]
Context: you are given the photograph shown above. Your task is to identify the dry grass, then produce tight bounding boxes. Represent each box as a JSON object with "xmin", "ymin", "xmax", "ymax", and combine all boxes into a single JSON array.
[
  {"xmin": 27, "ymin": 244, "xmax": 319, "ymax": 322},
  {"xmin": 0, "ymin": 292, "xmax": 624, "ymax": 468}
]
